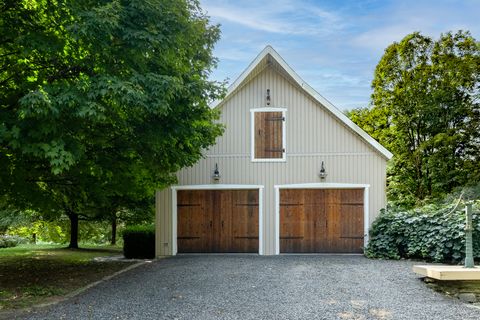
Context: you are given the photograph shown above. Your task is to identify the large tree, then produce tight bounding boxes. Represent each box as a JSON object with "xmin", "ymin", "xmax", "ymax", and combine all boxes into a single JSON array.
[
  {"xmin": 348, "ymin": 31, "xmax": 480, "ymax": 207},
  {"xmin": 0, "ymin": 0, "xmax": 224, "ymax": 247}
]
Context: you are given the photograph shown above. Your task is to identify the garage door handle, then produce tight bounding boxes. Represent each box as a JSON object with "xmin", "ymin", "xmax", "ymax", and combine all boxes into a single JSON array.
[
  {"xmin": 221, "ymin": 221, "xmax": 224, "ymax": 228},
  {"xmin": 209, "ymin": 221, "xmax": 212, "ymax": 228}
]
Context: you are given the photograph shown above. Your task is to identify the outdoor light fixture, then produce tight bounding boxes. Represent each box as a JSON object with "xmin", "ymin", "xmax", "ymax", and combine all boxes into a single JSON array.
[
  {"xmin": 318, "ymin": 161, "xmax": 328, "ymax": 180},
  {"xmin": 212, "ymin": 163, "xmax": 221, "ymax": 181},
  {"xmin": 266, "ymin": 89, "xmax": 271, "ymax": 106}
]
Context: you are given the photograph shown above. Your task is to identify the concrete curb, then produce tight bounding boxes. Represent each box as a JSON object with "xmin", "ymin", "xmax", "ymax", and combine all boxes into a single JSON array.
[{"xmin": 0, "ymin": 260, "xmax": 150, "ymax": 320}]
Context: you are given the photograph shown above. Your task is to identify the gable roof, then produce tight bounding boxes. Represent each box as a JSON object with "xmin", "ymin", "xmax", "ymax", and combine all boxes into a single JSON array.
[{"xmin": 210, "ymin": 45, "xmax": 393, "ymax": 160}]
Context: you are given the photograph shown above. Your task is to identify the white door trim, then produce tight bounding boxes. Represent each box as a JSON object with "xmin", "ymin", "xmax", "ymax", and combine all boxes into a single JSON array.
[
  {"xmin": 171, "ymin": 184, "xmax": 265, "ymax": 255},
  {"xmin": 273, "ymin": 183, "xmax": 370, "ymax": 255}
]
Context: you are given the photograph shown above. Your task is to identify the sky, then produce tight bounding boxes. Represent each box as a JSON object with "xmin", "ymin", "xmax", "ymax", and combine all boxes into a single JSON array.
[{"xmin": 200, "ymin": 0, "xmax": 480, "ymax": 111}]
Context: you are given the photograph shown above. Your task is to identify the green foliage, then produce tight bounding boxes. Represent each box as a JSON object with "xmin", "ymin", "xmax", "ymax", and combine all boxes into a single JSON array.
[
  {"xmin": 0, "ymin": 0, "xmax": 224, "ymax": 246},
  {"xmin": 366, "ymin": 202, "xmax": 480, "ymax": 263},
  {"xmin": 122, "ymin": 225, "xmax": 155, "ymax": 259},
  {"xmin": 7, "ymin": 220, "xmax": 65, "ymax": 243},
  {"xmin": 5, "ymin": 218, "xmax": 127, "ymax": 245},
  {"xmin": 22, "ymin": 285, "xmax": 64, "ymax": 298},
  {"xmin": 348, "ymin": 31, "xmax": 480, "ymax": 207},
  {"xmin": 0, "ymin": 235, "xmax": 27, "ymax": 248}
]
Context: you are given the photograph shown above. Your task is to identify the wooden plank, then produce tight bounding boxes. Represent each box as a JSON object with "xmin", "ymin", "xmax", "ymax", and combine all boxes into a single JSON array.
[
  {"xmin": 413, "ymin": 265, "xmax": 480, "ymax": 280},
  {"xmin": 254, "ymin": 112, "xmax": 265, "ymax": 158},
  {"xmin": 280, "ymin": 189, "xmax": 305, "ymax": 252},
  {"xmin": 177, "ymin": 190, "xmax": 209, "ymax": 253},
  {"xmin": 254, "ymin": 112, "xmax": 283, "ymax": 159},
  {"xmin": 307, "ymin": 189, "xmax": 327, "ymax": 252},
  {"xmin": 215, "ymin": 190, "xmax": 233, "ymax": 252},
  {"xmin": 266, "ymin": 112, "xmax": 283, "ymax": 159},
  {"xmin": 339, "ymin": 189, "xmax": 364, "ymax": 253},
  {"xmin": 231, "ymin": 190, "xmax": 259, "ymax": 252}
]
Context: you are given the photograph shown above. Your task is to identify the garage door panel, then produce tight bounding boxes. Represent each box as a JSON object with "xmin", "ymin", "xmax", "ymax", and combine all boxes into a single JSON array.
[
  {"xmin": 306, "ymin": 206, "xmax": 327, "ymax": 252},
  {"xmin": 232, "ymin": 191, "xmax": 259, "ymax": 236},
  {"xmin": 280, "ymin": 189, "xmax": 305, "ymax": 240},
  {"xmin": 214, "ymin": 190, "xmax": 232, "ymax": 252},
  {"xmin": 340, "ymin": 189, "xmax": 364, "ymax": 204},
  {"xmin": 339, "ymin": 200, "xmax": 364, "ymax": 253},
  {"xmin": 280, "ymin": 188, "xmax": 364, "ymax": 253},
  {"xmin": 280, "ymin": 205, "xmax": 305, "ymax": 238},
  {"xmin": 177, "ymin": 190, "xmax": 211, "ymax": 253},
  {"xmin": 230, "ymin": 190, "xmax": 259, "ymax": 252},
  {"xmin": 177, "ymin": 189, "xmax": 259, "ymax": 253}
]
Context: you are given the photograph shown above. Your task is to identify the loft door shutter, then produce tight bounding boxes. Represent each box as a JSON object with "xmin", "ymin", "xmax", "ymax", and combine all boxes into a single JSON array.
[{"xmin": 254, "ymin": 111, "xmax": 284, "ymax": 159}]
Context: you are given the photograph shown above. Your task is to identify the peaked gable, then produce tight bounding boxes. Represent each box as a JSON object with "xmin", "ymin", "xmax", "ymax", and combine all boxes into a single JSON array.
[{"xmin": 211, "ymin": 46, "xmax": 393, "ymax": 160}]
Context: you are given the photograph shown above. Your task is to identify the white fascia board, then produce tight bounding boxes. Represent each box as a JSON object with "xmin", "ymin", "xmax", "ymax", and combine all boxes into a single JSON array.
[
  {"xmin": 210, "ymin": 45, "xmax": 393, "ymax": 161},
  {"xmin": 274, "ymin": 183, "xmax": 370, "ymax": 189},
  {"xmin": 171, "ymin": 184, "xmax": 264, "ymax": 190},
  {"xmin": 250, "ymin": 107, "xmax": 287, "ymax": 112}
]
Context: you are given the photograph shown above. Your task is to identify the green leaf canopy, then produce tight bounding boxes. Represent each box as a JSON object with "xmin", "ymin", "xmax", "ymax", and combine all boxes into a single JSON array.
[
  {"xmin": 0, "ymin": 0, "xmax": 224, "ymax": 244},
  {"xmin": 348, "ymin": 31, "xmax": 480, "ymax": 207}
]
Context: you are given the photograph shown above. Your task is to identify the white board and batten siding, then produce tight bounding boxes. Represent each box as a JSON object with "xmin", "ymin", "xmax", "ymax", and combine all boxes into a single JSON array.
[{"xmin": 156, "ymin": 47, "xmax": 390, "ymax": 256}]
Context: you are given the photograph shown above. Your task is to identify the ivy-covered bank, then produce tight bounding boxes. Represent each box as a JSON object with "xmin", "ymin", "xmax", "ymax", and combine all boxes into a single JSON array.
[{"xmin": 365, "ymin": 202, "xmax": 480, "ymax": 263}]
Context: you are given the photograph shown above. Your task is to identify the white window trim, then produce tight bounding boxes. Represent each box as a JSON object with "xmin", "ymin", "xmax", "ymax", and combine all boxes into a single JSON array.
[
  {"xmin": 250, "ymin": 108, "xmax": 287, "ymax": 162},
  {"xmin": 171, "ymin": 184, "xmax": 265, "ymax": 255},
  {"xmin": 273, "ymin": 183, "xmax": 370, "ymax": 255}
]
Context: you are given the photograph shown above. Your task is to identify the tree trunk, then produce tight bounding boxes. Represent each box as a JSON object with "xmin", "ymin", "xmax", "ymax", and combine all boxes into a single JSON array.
[
  {"xmin": 68, "ymin": 212, "xmax": 79, "ymax": 249},
  {"xmin": 111, "ymin": 215, "xmax": 117, "ymax": 246}
]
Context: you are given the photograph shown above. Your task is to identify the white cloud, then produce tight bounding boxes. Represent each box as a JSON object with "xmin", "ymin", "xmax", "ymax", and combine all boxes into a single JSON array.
[
  {"xmin": 351, "ymin": 1, "xmax": 480, "ymax": 52},
  {"xmin": 202, "ymin": 0, "xmax": 345, "ymax": 36}
]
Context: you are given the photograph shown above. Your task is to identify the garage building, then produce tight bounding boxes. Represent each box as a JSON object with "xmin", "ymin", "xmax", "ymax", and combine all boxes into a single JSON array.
[{"xmin": 155, "ymin": 46, "xmax": 392, "ymax": 256}]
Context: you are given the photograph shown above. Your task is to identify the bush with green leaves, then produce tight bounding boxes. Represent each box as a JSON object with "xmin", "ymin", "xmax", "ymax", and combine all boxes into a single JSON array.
[
  {"xmin": 122, "ymin": 225, "xmax": 155, "ymax": 259},
  {"xmin": 365, "ymin": 202, "xmax": 480, "ymax": 263},
  {"xmin": 0, "ymin": 235, "xmax": 27, "ymax": 248}
]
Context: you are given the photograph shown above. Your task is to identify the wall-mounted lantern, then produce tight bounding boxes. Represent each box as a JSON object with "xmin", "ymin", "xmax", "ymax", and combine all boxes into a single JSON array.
[
  {"xmin": 212, "ymin": 163, "xmax": 221, "ymax": 182},
  {"xmin": 318, "ymin": 161, "xmax": 328, "ymax": 180},
  {"xmin": 266, "ymin": 89, "xmax": 271, "ymax": 106}
]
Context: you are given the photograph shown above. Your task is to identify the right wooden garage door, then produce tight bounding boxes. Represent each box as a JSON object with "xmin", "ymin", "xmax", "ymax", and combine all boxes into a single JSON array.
[{"xmin": 280, "ymin": 188, "xmax": 364, "ymax": 253}]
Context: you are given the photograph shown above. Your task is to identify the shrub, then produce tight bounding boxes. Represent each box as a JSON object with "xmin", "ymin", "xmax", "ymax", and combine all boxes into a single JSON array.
[
  {"xmin": 365, "ymin": 202, "xmax": 480, "ymax": 263},
  {"xmin": 122, "ymin": 225, "xmax": 155, "ymax": 259},
  {"xmin": 0, "ymin": 235, "xmax": 27, "ymax": 248}
]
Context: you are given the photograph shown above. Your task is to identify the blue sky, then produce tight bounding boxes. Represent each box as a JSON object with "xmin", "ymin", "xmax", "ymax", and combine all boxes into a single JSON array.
[{"xmin": 200, "ymin": 0, "xmax": 480, "ymax": 111}]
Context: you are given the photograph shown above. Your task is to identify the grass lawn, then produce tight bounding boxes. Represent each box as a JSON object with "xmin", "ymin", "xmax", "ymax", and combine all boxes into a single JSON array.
[{"xmin": 0, "ymin": 244, "xmax": 135, "ymax": 311}]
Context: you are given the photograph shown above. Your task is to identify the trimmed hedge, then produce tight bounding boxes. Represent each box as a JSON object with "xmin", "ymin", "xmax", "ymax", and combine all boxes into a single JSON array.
[
  {"xmin": 122, "ymin": 225, "xmax": 155, "ymax": 259},
  {"xmin": 365, "ymin": 202, "xmax": 480, "ymax": 263},
  {"xmin": 0, "ymin": 235, "xmax": 26, "ymax": 248}
]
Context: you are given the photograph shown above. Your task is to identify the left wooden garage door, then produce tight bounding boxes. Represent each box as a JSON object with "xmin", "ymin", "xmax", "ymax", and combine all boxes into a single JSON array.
[{"xmin": 177, "ymin": 189, "xmax": 259, "ymax": 253}]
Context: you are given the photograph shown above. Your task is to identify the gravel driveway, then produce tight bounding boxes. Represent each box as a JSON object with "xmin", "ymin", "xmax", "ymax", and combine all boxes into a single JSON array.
[{"xmin": 22, "ymin": 255, "xmax": 480, "ymax": 320}]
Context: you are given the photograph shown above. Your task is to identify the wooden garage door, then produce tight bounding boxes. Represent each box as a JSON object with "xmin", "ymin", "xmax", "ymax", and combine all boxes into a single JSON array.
[
  {"xmin": 280, "ymin": 189, "xmax": 364, "ymax": 253},
  {"xmin": 177, "ymin": 189, "xmax": 259, "ymax": 253}
]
